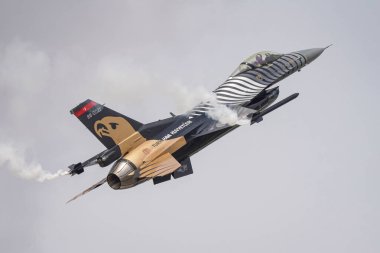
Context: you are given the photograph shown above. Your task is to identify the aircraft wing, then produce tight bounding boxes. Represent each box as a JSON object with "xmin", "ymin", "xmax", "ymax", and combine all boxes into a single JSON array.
[{"xmin": 153, "ymin": 157, "xmax": 194, "ymax": 185}]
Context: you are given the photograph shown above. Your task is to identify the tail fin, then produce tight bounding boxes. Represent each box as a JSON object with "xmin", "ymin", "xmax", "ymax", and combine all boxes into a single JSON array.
[{"xmin": 71, "ymin": 99, "xmax": 143, "ymax": 149}]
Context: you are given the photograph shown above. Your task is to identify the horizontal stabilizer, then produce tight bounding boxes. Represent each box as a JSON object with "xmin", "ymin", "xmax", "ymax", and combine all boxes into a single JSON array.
[
  {"xmin": 66, "ymin": 177, "xmax": 106, "ymax": 203},
  {"xmin": 152, "ymin": 157, "xmax": 193, "ymax": 185},
  {"xmin": 141, "ymin": 153, "xmax": 181, "ymax": 178}
]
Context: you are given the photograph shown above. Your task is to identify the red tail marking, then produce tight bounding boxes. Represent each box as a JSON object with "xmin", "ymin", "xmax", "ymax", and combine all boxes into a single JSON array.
[{"xmin": 74, "ymin": 101, "xmax": 97, "ymax": 117}]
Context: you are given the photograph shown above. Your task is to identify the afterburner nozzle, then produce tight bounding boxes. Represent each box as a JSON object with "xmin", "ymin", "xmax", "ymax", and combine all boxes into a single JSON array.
[{"xmin": 107, "ymin": 159, "xmax": 138, "ymax": 189}]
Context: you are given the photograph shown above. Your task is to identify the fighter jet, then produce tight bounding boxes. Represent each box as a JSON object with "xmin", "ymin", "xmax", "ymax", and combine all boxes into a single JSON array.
[{"xmin": 66, "ymin": 47, "xmax": 328, "ymax": 202}]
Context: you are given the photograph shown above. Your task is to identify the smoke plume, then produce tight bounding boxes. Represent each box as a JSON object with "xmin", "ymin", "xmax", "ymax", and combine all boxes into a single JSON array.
[
  {"xmin": 170, "ymin": 82, "xmax": 251, "ymax": 126},
  {"xmin": 0, "ymin": 143, "xmax": 68, "ymax": 182}
]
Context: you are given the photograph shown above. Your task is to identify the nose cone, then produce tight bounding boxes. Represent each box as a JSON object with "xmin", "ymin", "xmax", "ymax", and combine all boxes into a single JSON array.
[{"xmin": 295, "ymin": 47, "xmax": 328, "ymax": 64}]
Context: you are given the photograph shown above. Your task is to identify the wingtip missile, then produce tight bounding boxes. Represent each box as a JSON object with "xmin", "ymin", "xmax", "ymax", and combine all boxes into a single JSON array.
[{"xmin": 68, "ymin": 163, "xmax": 84, "ymax": 176}]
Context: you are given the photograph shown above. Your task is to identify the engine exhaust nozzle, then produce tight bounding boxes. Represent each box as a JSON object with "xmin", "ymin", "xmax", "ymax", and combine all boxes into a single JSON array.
[{"xmin": 107, "ymin": 159, "xmax": 138, "ymax": 190}]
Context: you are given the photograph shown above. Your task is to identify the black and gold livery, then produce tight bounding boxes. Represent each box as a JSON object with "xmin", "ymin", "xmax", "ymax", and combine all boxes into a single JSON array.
[{"xmin": 66, "ymin": 47, "xmax": 328, "ymax": 202}]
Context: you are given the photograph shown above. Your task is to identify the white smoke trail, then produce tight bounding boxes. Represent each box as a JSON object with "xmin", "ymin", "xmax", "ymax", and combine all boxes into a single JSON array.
[
  {"xmin": 169, "ymin": 82, "xmax": 252, "ymax": 126},
  {"xmin": 205, "ymin": 95, "xmax": 252, "ymax": 126},
  {"xmin": 0, "ymin": 143, "xmax": 68, "ymax": 182}
]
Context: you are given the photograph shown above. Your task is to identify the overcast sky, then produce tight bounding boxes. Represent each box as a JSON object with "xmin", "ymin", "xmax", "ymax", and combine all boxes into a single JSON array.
[{"xmin": 0, "ymin": 1, "xmax": 379, "ymax": 252}]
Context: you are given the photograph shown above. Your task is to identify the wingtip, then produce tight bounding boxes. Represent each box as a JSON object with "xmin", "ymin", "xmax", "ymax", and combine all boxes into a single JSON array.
[
  {"xmin": 324, "ymin": 44, "xmax": 333, "ymax": 50},
  {"xmin": 66, "ymin": 194, "xmax": 81, "ymax": 204},
  {"xmin": 66, "ymin": 199, "xmax": 74, "ymax": 204},
  {"xmin": 65, "ymin": 177, "xmax": 107, "ymax": 204}
]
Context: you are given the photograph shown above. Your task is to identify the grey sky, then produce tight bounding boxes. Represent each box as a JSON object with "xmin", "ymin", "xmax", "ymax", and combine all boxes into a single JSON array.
[{"xmin": 0, "ymin": 0, "xmax": 379, "ymax": 252}]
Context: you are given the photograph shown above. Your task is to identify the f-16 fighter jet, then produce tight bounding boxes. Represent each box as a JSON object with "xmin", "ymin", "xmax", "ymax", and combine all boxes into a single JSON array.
[{"xmin": 66, "ymin": 47, "xmax": 328, "ymax": 202}]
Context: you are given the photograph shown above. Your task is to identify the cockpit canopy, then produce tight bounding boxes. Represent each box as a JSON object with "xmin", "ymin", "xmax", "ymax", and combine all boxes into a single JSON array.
[{"xmin": 230, "ymin": 51, "xmax": 283, "ymax": 76}]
